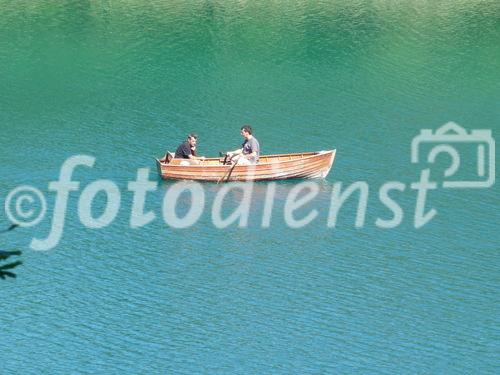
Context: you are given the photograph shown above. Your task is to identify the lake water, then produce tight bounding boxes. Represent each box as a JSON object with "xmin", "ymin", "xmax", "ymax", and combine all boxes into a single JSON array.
[{"xmin": 1, "ymin": 1, "xmax": 498, "ymax": 374}]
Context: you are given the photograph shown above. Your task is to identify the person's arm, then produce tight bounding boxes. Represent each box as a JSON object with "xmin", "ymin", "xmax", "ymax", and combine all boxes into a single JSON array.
[
  {"xmin": 245, "ymin": 151, "xmax": 257, "ymax": 160},
  {"xmin": 188, "ymin": 146, "xmax": 205, "ymax": 161},
  {"xmin": 248, "ymin": 139, "xmax": 260, "ymax": 161},
  {"xmin": 227, "ymin": 148, "xmax": 243, "ymax": 158},
  {"xmin": 188, "ymin": 154, "xmax": 205, "ymax": 160},
  {"xmin": 228, "ymin": 148, "xmax": 243, "ymax": 155}
]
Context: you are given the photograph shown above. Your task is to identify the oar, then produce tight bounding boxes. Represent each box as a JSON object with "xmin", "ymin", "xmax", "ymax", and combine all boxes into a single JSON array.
[
  {"xmin": 217, "ymin": 162, "xmax": 237, "ymax": 184},
  {"xmin": 219, "ymin": 151, "xmax": 229, "ymax": 165}
]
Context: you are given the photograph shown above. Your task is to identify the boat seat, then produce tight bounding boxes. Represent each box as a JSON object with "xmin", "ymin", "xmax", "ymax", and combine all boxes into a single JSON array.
[{"xmin": 163, "ymin": 151, "xmax": 175, "ymax": 164}]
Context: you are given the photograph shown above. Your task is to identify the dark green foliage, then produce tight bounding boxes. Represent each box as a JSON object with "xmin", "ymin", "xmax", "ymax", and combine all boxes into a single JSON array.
[{"xmin": 1, "ymin": 224, "xmax": 22, "ymax": 279}]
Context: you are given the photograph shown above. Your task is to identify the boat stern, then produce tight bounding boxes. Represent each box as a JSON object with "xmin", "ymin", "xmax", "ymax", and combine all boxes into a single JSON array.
[{"xmin": 318, "ymin": 149, "xmax": 336, "ymax": 178}]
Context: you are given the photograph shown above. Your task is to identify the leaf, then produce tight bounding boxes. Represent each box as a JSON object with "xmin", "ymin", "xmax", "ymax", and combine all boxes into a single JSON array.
[
  {"xmin": 0, "ymin": 261, "xmax": 23, "ymax": 271},
  {"xmin": 0, "ymin": 250, "xmax": 22, "ymax": 260},
  {"xmin": 1, "ymin": 224, "xmax": 19, "ymax": 233},
  {"xmin": 0, "ymin": 271, "xmax": 16, "ymax": 279}
]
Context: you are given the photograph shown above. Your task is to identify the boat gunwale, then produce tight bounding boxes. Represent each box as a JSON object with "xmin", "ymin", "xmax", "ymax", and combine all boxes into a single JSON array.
[
  {"xmin": 160, "ymin": 155, "xmax": 333, "ymax": 180},
  {"xmin": 158, "ymin": 150, "xmax": 336, "ymax": 169}
]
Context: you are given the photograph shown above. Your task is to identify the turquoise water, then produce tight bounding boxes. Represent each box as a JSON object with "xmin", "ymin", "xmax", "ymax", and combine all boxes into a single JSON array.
[{"xmin": 1, "ymin": 1, "xmax": 499, "ymax": 373}]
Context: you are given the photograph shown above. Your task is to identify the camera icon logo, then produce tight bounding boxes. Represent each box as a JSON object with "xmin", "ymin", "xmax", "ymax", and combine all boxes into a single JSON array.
[{"xmin": 411, "ymin": 122, "xmax": 495, "ymax": 188}]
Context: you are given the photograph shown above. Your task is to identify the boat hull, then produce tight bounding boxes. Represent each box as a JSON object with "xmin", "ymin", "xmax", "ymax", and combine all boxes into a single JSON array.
[{"xmin": 156, "ymin": 150, "xmax": 336, "ymax": 182}]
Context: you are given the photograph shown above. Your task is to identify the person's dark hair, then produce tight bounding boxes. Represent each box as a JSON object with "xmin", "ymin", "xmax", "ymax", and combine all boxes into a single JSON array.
[
  {"xmin": 240, "ymin": 125, "xmax": 252, "ymax": 135},
  {"xmin": 188, "ymin": 133, "xmax": 198, "ymax": 140}
]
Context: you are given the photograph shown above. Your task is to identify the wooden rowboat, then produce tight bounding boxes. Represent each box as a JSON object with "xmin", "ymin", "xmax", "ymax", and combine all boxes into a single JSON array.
[{"xmin": 155, "ymin": 150, "xmax": 336, "ymax": 182}]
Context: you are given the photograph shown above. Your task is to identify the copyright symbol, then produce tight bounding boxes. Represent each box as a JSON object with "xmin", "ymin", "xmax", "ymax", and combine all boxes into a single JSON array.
[{"xmin": 5, "ymin": 186, "xmax": 47, "ymax": 227}]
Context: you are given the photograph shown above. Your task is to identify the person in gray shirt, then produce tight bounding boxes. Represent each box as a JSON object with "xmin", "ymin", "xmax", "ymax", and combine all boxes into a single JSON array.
[{"xmin": 227, "ymin": 125, "xmax": 260, "ymax": 165}]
